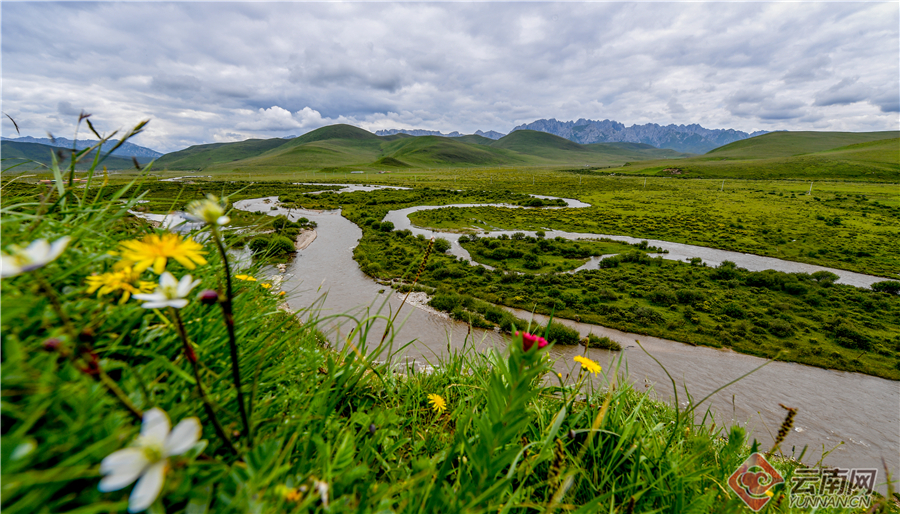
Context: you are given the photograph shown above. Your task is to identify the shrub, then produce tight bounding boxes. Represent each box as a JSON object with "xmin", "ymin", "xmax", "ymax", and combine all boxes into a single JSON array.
[
  {"xmin": 545, "ymin": 321, "xmax": 581, "ymax": 345},
  {"xmin": 721, "ymin": 302, "xmax": 745, "ymax": 319},
  {"xmin": 676, "ymin": 289, "xmax": 703, "ymax": 305},
  {"xmin": 267, "ymin": 235, "xmax": 297, "ymax": 255},
  {"xmin": 768, "ymin": 319, "xmax": 794, "ymax": 337},
  {"xmin": 434, "ymin": 238, "xmax": 452, "ymax": 253},
  {"xmin": 872, "ymin": 281, "xmax": 900, "ymax": 295},
  {"xmin": 248, "ymin": 235, "xmax": 271, "ymax": 253},
  {"xmin": 430, "ymin": 293, "xmax": 461, "ymax": 312},
  {"xmin": 583, "ymin": 333, "xmax": 622, "ymax": 351},
  {"xmin": 648, "ymin": 287, "xmax": 677, "ymax": 306}
]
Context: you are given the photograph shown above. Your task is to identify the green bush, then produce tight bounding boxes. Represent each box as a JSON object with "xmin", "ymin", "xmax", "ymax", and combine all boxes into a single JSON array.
[
  {"xmin": 872, "ymin": 281, "xmax": 900, "ymax": 295},
  {"xmin": 434, "ymin": 237, "xmax": 452, "ymax": 253},
  {"xmin": 583, "ymin": 333, "xmax": 622, "ymax": 351},
  {"xmin": 545, "ymin": 321, "xmax": 580, "ymax": 345}
]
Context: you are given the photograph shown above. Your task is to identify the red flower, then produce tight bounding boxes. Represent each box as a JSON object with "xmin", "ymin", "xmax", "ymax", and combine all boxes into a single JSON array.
[{"xmin": 516, "ymin": 331, "xmax": 548, "ymax": 352}]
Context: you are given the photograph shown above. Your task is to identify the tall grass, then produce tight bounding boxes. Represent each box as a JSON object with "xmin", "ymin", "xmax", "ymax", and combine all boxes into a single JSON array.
[{"xmin": 1, "ymin": 122, "xmax": 891, "ymax": 513}]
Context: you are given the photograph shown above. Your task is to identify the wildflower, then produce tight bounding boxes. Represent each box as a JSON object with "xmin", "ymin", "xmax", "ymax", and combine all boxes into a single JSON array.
[
  {"xmin": 573, "ymin": 355, "xmax": 602, "ymax": 375},
  {"xmin": 133, "ymin": 272, "xmax": 201, "ymax": 310},
  {"xmin": 1, "ymin": 236, "xmax": 70, "ymax": 278},
  {"xmin": 42, "ymin": 337, "xmax": 63, "ymax": 352},
  {"xmin": 118, "ymin": 233, "xmax": 207, "ymax": 275},
  {"xmin": 515, "ymin": 331, "xmax": 548, "ymax": 352},
  {"xmin": 260, "ymin": 283, "xmax": 272, "ymax": 289},
  {"xmin": 86, "ymin": 267, "xmax": 156, "ymax": 304},
  {"xmin": 234, "ymin": 274, "xmax": 257, "ymax": 282},
  {"xmin": 99, "ymin": 407, "xmax": 201, "ymax": 513},
  {"xmin": 427, "ymin": 393, "xmax": 447, "ymax": 414},
  {"xmin": 185, "ymin": 194, "xmax": 230, "ymax": 226},
  {"xmin": 275, "ymin": 485, "xmax": 303, "ymax": 502},
  {"xmin": 277, "ymin": 291, "xmax": 286, "ymax": 296}
]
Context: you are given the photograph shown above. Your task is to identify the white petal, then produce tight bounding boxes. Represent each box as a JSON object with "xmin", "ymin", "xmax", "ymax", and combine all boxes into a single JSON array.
[
  {"xmin": 140, "ymin": 408, "xmax": 170, "ymax": 445},
  {"xmin": 166, "ymin": 299, "xmax": 188, "ymax": 309},
  {"xmin": 140, "ymin": 301, "xmax": 171, "ymax": 310},
  {"xmin": 217, "ymin": 216, "xmax": 230, "ymax": 226},
  {"xmin": 46, "ymin": 236, "xmax": 71, "ymax": 262},
  {"xmin": 164, "ymin": 417, "xmax": 201, "ymax": 456},
  {"xmin": 128, "ymin": 460, "xmax": 167, "ymax": 513},
  {"xmin": 99, "ymin": 448, "xmax": 148, "ymax": 492},
  {"xmin": 159, "ymin": 272, "xmax": 177, "ymax": 290},
  {"xmin": 133, "ymin": 293, "xmax": 166, "ymax": 302},
  {"xmin": 0, "ymin": 255, "xmax": 22, "ymax": 278},
  {"xmin": 176, "ymin": 275, "xmax": 197, "ymax": 297},
  {"xmin": 23, "ymin": 239, "xmax": 50, "ymax": 263}
]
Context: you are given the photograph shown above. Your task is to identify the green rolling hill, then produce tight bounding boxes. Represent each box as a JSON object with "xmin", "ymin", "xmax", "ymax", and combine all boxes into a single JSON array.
[
  {"xmin": 706, "ymin": 131, "xmax": 899, "ymax": 159},
  {"xmin": 151, "ymin": 125, "xmax": 898, "ymax": 181},
  {"xmin": 613, "ymin": 131, "xmax": 899, "ymax": 181},
  {"xmin": 153, "ymin": 138, "xmax": 289, "ymax": 170},
  {"xmin": 2, "ymin": 141, "xmax": 137, "ymax": 171}
]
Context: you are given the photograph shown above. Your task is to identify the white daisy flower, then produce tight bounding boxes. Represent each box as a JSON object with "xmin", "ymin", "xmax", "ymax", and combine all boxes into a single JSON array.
[
  {"xmin": 99, "ymin": 408, "xmax": 201, "ymax": 513},
  {"xmin": 133, "ymin": 272, "xmax": 201, "ymax": 309},
  {"xmin": 185, "ymin": 195, "xmax": 230, "ymax": 227},
  {"xmin": 0, "ymin": 236, "xmax": 71, "ymax": 278}
]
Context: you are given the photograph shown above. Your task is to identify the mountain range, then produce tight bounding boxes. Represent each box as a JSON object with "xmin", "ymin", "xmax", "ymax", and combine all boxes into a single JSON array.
[
  {"xmin": 2, "ymin": 136, "xmax": 163, "ymax": 159},
  {"xmin": 377, "ymin": 119, "xmax": 768, "ymax": 154},
  {"xmin": 510, "ymin": 119, "xmax": 768, "ymax": 154}
]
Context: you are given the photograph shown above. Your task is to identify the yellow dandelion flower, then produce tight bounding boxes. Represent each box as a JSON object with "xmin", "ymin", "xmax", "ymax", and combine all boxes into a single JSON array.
[
  {"xmin": 275, "ymin": 485, "xmax": 303, "ymax": 502},
  {"xmin": 277, "ymin": 291, "xmax": 286, "ymax": 296},
  {"xmin": 260, "ymin": 283, "xmax": 272, "ymax": 289},
  {"xmin": 573, "ymin": 355, "xmax": 602, "ymax": 375},
  {"xmin": 118, "ymin": 233, "xmax": 207, "ymax": 274},
  {"xmin": 85, "ymin": 267, "xmax": 156, "ymax": 304},
  {"xmin": 427, "ymin": 393, "xmax": 447, "ymax": 414},
  {"xmin": 235, "ymin": 274, "xmax": 257, "ymax": 282}
]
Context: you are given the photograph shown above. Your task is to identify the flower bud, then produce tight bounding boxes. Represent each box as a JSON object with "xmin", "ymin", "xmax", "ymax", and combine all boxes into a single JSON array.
[
  {"xmin": 42, "ymin": 337, "xmax": 63, "ymax": 352},
  {"xmin": 197, "ymin": 289, "xmax": 220, "ymax": 305}
]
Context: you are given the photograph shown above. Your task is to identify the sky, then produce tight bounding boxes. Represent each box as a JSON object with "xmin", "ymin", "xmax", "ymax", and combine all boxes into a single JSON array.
[{"xmin": 2, "ymin": 2, "xmax": 898, "ymax": 153}]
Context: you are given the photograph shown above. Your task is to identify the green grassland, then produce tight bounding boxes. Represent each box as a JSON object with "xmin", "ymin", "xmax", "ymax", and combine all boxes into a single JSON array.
[
  {"xmin": 459, "ymin": 235, "xmax": 649, "ymax": 274},
  {"xmin": 11, "ymin": 177, "xmax": 842, "ymax": 514},
  {"xmin": 315, "ymin": 190, "xmax": 900, "ymax": 380},
  {"xmin": 610, "ymin": 132, "xmax": 899, "ymax": 181},
  {"xmin": 406, "ymin": 180, "xmax": 900, "ymax": 278}
]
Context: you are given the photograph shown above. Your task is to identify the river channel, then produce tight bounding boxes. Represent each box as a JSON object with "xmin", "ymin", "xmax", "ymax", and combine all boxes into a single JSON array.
[{"xmin": 231, "ymin": 188, "xmax": 898, "ymax": 491}]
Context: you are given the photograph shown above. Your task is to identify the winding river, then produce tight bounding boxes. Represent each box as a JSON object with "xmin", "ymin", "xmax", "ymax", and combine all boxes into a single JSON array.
[{"xmin": 231, "ymin": 187, "xmax": 898, "ymax": 491}]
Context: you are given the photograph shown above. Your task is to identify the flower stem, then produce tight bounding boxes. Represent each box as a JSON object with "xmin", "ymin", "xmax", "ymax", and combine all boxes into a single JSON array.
[
  {"xmin": 210, "ymin": 228, "xmax": 252, "ymax": 448},
  {"xmin": 36, "ymin": 273, "xmax": 142, "ymax": 421},
  {"xmin": 171, "ymin": 308, "xmax": 238, "ymax": 456}
]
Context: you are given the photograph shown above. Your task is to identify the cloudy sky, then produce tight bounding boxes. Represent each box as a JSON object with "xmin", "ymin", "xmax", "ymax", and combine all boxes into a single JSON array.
[{"xmin": 2, "ymin": 2, "xmax": 898, "ymax": 153}]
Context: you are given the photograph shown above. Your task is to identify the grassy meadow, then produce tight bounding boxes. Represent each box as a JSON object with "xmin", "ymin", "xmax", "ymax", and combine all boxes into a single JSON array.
[{"xmin": 3, "ymin": 123, "xmax": 899, "ymax": 512}]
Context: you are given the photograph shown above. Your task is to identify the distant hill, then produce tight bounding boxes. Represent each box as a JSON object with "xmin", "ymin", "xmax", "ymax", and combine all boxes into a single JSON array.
[
  {"xmin": 154, "ymin": 138, "xmax": 290, "ymax": 170},
  {"xmin": 2, "ymin": 140, "xmax": 138, "ymax": 170},
  {"xmin": 475, "ymin": 130, "xmax": 505, "ymax": 140},
  {"xmin": 511, "ymin": 118, "xmax": 768, "ymax": 154},
  {"xmin": 612, "ymin": 131, "xmax": 900, "ymax": 181},
  {"xmin": 155, "ymin": 123, "xmax": 692, "ymax": 172},
  {"xmin": 705, "ymin": 131, "xmax": 899, "ymax": 159},
  {"xmin": 2, "ymin": 136, "xmax": 162, "ymax": 159}
]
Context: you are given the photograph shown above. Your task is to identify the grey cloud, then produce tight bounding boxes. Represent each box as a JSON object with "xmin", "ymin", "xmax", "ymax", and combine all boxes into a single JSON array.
[
  {"xmin": 57, "ymin": 101, "xmax": 82, "ymax": 117},
  {"xmin": 813, "ymin": 77, "xmax": 870, "ymax": 107},
  {"xmin": 2, "ymin": 2, "xmax": 897, "ymax": 152}
]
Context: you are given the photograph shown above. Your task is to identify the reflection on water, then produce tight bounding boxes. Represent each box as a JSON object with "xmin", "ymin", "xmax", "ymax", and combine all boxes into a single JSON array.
[{"xmin": 232, "ymin": 192, "xmax": 898, "ymax": 491}]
